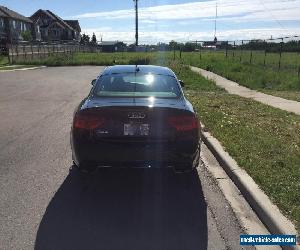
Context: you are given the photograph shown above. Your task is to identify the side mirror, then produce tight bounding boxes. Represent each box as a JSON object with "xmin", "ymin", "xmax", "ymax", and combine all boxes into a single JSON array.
[
  {"xmin": 91, "ymin": 79, "xmax": 96, "ymax": 86},
  {"xmin": 179, "ymin": 80, "xmax": 185, "ymax": 87}
]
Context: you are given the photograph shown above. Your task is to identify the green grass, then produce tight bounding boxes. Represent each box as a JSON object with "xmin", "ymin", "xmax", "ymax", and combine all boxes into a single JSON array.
[
  {"xmin": 0, "ymin": 55, "xmax": 9, "ymax": 66},
  {"xmin": 262, "ymin": 90, "xmax": 300, "ymax": 102},
  {"xmin": 190, "ymin": 92, "xmax": 300, "ymax": 231},
  {"xmin": 181, "ymin": 51, "xmax": 300, "ymax": 102},
  {"xmin": 16, "ymin": 52, "xmax": 156, "ymax": 66},
  {"xmin": 169, "ymin": 62, "xmax": 223, "ymax": 92},
  {"xmin": 0, "ymin": 65, "xmax": 39, "ymax": 71},
  {"xmin": 170, "ymin": 64, "xmax": 300, "ymax": 232}
]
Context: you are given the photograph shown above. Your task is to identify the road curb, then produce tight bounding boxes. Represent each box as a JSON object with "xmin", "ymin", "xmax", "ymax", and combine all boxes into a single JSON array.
[
  {"xmin": 199, "ymin": 123, "xmax": 298, "ymax": 244},
  {"xmin": 0, "ymin": 66, "xmax": 46, "ymax": 72}
]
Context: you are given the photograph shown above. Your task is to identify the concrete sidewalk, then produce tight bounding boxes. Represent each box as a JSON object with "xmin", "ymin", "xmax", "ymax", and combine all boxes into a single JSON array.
[{"xmin": 190, "ymin": 66, "xmax": 300, "ymax": 116}]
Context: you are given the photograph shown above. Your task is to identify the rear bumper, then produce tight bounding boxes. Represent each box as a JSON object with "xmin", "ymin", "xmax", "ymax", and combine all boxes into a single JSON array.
[{"xmin": 71, "ymin": 137, "xmax": 200, "ymax": 170}]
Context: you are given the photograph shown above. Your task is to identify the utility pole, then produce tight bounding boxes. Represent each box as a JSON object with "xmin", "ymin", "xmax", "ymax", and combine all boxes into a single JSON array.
[
  {"xmin": 214, "ymin": 1, "xmax": 218, "ymax": 43},
  {"xmin": 133, "ymin": 0, "xmax": 139, "ymax": 47}
]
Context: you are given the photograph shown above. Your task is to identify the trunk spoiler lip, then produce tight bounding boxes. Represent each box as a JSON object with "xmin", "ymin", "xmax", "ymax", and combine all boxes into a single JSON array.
[{"xmin": 81, "ymin": 95, "xmax": 188, "ymax": 110}]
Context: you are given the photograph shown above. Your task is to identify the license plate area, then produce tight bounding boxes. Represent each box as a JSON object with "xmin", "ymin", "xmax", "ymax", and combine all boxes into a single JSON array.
[{"xmin": 124, "ymin": 122, "xmax": 150, "ymax": 136}]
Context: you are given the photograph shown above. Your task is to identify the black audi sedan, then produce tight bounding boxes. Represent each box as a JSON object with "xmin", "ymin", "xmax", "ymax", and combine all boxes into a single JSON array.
[{"xmin": 71, "ymin": 65, "xmax": 201, "ymax": 173}]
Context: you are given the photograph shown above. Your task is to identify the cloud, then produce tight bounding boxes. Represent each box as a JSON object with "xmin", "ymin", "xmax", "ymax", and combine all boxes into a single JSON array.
[
  {"xmin": 76, "ymin": 0, "xmax": 300, "ymax": 43},
  {"xmin": 82, "ymin": 27, "xmax": 300, "ymax": 44},
  {"xmin": 140, "ymin": 20, "xmax": 157, "ymax": 24},
  {"xmin": 83, "ymin": 27, "xmax": 112, "ymax": 33},
  {"xmin": 72, "ymin": 0, "xmax": 300, "ymax": 22}
]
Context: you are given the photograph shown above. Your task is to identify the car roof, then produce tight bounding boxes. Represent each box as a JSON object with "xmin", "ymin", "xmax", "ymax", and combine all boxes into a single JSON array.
[{"xmin": 101, "ymin": 65, "xmax": 176, "ymax": 77}]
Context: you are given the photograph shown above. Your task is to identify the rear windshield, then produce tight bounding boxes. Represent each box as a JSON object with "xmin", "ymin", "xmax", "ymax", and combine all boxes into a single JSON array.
[{"xmin": 94, "ymin": 73, "xmax": 181, "ymax": 98}]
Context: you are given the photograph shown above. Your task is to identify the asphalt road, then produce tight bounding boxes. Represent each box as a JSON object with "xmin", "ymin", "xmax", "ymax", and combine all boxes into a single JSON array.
[{"xmin": 0, "ymin": 67, "xmax": 252, "ymax": 250}]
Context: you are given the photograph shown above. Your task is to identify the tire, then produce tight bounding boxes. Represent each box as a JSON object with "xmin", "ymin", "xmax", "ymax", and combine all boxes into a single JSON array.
[{"xmin": 174, "ymin": 142, "xmax": 201, "ymax": 173}]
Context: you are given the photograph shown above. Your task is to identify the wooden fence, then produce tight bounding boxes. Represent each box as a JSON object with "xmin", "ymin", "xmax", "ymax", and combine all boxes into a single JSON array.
[{"xmin": 7, "ymin": 42, "xmax": 100, "ymax": 63}]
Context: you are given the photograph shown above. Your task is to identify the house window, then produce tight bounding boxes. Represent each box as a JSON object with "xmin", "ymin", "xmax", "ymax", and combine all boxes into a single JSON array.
[
  {"xmin": 0, "ymin": 18, "xmax": 3, "ymax": 27},
  {"xmin": 12, "ymin": 20, "xmax": 16, "ymax": 29}
]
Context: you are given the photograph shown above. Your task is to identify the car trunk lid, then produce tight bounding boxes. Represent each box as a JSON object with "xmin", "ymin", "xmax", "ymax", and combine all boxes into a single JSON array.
[{"xmin": 75, "ymin": 97, "xmax": 198, "ymax": 142}]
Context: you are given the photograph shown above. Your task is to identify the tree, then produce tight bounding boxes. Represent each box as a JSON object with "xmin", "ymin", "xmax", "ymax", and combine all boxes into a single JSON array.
[
  {"xmin": 80, "ymin": 33, "xmax": 90, "ymax": 44},
  {"xmin": 169, "ymin": 40, "xmax": 181, "ymax": 50},
  {"xmin": 91, "ymin": 33, "xmax": 97, "ymax": 44},
  {"xmin": 182, "ymin": 42, "xmax": 196, "ymax": 52},
  {"xmin": 21, "ymin": 31, "xmax": 32, "ymax": 41}
]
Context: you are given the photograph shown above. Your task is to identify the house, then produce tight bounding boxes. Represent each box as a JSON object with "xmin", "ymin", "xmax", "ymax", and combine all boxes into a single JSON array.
[
  {"xmin": 98, "ymin": 41, "xmax": 126, "ymax": 52},
  {"xmin": 0, "ymin": 6, "xmax": 34, "ymax": 44},
  {"xmin": 30, "ymin": 9, "xmax": 80, "ymax": 42}
]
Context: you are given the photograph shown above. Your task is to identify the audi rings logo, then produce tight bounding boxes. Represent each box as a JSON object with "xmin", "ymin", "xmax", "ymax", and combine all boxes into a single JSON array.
[{"xmin": 128, "ymin": 112, "xmax": 146, "ymax": 119}]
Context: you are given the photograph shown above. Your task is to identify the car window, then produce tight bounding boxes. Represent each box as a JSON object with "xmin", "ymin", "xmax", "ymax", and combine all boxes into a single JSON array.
[{"xmin": 94, "ymin": 73, "xmax": 181, "ymax": 98}]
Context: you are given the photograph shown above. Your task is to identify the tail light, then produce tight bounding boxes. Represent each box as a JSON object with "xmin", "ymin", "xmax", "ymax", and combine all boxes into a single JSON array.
[
  {"xmin": 74, "ymin": 111, "xmax": 106, "ymax": 130},
  {"xmin": 168, "ymin": 115, "xmax": 199, "ymax": 132}
]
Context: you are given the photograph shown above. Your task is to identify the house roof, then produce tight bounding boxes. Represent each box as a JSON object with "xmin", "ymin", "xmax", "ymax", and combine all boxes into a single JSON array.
[
  {"xmin": 46, "ymin": 10, "xmax": 74, "ymax": 31},
  {"xmin": 31, "ymin": 9, "xmax": 74, "ymax": 31},
  {"xmin": 64, "ymin": 20, "xmax": 81, "ymax": 32},
  {"xmin": 0, "ymin": 9, "xmax": 7, "ymax": 18},
  {"xmin": 0, "ymin": 6, "xmax": 32, "ymax": 23}
]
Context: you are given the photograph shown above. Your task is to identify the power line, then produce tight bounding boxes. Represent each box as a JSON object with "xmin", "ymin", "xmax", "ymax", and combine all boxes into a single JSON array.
[
  {"xmin": 257, "ymin": 0, "xmax": 289, "ymax": 34},
  {"xmin": 188, "ymin": 34, "xmax": 299, "ymax": 43}
]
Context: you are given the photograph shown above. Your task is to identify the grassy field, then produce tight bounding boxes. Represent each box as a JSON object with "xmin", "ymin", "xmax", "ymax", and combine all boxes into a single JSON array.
[
  {"xmin": 198, "ymin": 50, "xmax": 300, "ymax": 72},
  {"xmin": 0, "ymin": 55, "xmax": 40, "ymax": 70},
  {"xmin": 15, "ymin": 50, "xmax": 300, "ymax": 101},
  {"xmin": 16, "ymin": 52, "xmax": 156, "ymax": 66},
  {"xmin": 191, "ymin": 91, "xmax": 300, "ymax": 231},
  {"xmin": 172, "ymin": 64, "xmax": 300, "ymax": 231},
  {"xmin": 181, "ymin": 51, "xmax": 300, "ymax": 102}
]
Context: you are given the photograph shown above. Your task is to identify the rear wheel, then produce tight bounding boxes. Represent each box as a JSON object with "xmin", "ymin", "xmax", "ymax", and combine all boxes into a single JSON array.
[{"xmin": 173, "ymin": 143, "xmax": 201, "ymax": 174}]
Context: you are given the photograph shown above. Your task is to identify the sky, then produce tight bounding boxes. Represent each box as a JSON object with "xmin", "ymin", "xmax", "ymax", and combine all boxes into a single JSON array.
[{"xmin": 1, "ymin": 0, "xmax": 300, "ymax": 44}]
